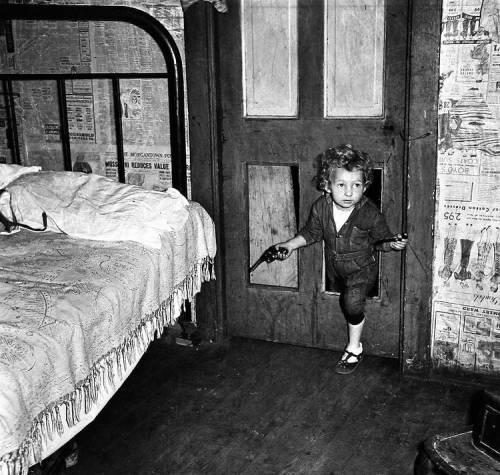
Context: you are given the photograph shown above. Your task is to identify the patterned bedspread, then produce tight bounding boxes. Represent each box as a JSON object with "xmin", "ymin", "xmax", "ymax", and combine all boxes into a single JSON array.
[{"xmin": 0, "ymin": 202, "xmax": 216, "ymax": 475}]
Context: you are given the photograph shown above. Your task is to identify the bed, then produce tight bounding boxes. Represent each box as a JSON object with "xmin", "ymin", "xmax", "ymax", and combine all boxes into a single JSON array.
[{"xmin": 0, "ymin": 4, "xmax": 216, "ymax": 474}]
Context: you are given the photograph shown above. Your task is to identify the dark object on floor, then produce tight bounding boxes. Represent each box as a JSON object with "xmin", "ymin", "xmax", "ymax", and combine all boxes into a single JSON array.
[
  {"xmin": 414, "ymin": 389, "xmax": 500, "ymax": 474},
  {"xmin": 414, "ymin": 430, "xmax": 500, "ymax": 475},
  {"xmin": 176, "ymin": 303, "xmax": 203, "ymax": 348},
  {"xmin": 472, "ymin": 389, "xmax": 500, "ymax": 461},
  {"xmin": 28, "ymin": 442, "xmax": 78, "ymax": 475},
  {"xmin": 175, "ymin": 322, "xmax": 202, "ymax": 348}
]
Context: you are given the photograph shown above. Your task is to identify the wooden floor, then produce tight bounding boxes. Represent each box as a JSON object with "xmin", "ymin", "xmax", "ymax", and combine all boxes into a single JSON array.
[{"xmin": 43, "ymin": 337, "xmax": 480, "ymax": 475}]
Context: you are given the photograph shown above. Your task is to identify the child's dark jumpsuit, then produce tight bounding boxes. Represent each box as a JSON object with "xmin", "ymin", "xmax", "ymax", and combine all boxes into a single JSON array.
[{"xmin": 298, "ymin": 194, "xmax": 393, "ymax": 325}]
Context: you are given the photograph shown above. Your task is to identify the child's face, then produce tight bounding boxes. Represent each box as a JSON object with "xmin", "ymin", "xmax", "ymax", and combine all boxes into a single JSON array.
[{"xmin": 329, "ymin": 167, "xmax": 366, "ymax": 210}]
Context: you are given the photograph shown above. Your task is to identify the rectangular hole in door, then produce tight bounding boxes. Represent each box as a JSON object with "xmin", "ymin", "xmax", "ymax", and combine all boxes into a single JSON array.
[
  {"xmin": 248, "ymin": 163, "xmax": 299, "ymax": 289},
  {"xmin": 325, "ymin": 167, "xmax": 382, "ymax": 297}
]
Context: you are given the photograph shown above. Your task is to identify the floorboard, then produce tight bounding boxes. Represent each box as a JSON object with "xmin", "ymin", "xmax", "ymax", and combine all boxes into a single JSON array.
[{"xmin": 37, "ymin": 337, "xmax": 481, "ymax": 475}]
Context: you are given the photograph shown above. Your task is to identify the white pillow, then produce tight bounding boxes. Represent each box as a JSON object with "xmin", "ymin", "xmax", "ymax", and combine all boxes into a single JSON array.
[
  {"xmin": 0, "ymin": 164, "xmax": 41, "ymax": 189},
  {"xmin": 6, "ymin": 171, "xmax": 189, "ymax": 248}
]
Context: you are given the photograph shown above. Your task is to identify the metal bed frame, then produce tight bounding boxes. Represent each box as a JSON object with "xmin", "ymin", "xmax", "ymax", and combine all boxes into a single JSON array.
[{"xmin": 0, "ymin": 3, "xmax": 187, "ymax": 196}]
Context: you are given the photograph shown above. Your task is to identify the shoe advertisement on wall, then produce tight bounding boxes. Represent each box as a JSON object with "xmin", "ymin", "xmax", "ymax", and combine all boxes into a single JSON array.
[{"xmin": 432, "ymin": 0, "xmax": 500, "ymax": 374}]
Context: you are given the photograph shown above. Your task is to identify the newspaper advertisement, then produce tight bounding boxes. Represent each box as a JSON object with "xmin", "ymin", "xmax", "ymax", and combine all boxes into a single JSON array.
[
  {"xmin": 69, "ymin": 144, "xmax": 117, "ymax": 178},
  {"xmin": 2, "ymin": 18, "xmax": 92, "ymax": 74},
  {"xmin": 120, "ymin": 79, "xmax": 171, "ymax": 148},
  {"xmin": 432, "ymin": 0, "xmax": 500, "ymax": 374},
  {"xmin": 102, "ymin": 146, "xmax": 172, "ymax": 190},
  {"xmin": 67, "ymin": 91, "xmax": 96, "ymax": 143},
  {"xmin": 433, "ymin": 301, "xmax": 500, "ymax": 372}
]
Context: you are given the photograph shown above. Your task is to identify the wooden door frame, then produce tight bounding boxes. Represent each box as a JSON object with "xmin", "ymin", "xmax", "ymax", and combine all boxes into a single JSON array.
[
  {"xmin": 184, "ymin": 3, "xmax": 226, "ymax": 343},
  {"xmin": 401, "ymin": 0, "xmax": 442, "ymax": 374},
  {"xmin": 184, "ymin": 0, "xmax": 442, "ymax": 374}
]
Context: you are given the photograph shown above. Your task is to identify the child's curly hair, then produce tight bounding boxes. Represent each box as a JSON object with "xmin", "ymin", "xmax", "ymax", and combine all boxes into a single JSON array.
[{"xmin": 315, "ymin": 144, "xmax": 374, "ymax": 193}]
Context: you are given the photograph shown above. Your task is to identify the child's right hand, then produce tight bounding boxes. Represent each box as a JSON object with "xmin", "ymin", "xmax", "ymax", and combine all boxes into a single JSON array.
[
  {"xmin": 273, "ymin": 235, "xmax": 306, "ymax": 259},
  {"xmin": 274, "ymin": 243, "xmax": 292, "ymax": 260}
]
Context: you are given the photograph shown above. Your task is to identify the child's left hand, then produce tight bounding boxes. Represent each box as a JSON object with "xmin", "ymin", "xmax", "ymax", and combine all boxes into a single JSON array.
[{"xmin": 390, "ymin": 235, "xmax": 408, "ymax": 251}]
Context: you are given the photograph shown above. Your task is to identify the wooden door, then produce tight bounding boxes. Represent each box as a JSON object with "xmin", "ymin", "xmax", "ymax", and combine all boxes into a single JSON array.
[{"xmin": 216, "ymin": 0, "xmax": 409, "ymax": 357}]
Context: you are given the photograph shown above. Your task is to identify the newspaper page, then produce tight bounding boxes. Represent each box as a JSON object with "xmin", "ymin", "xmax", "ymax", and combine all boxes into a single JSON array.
[
  {"xmin": 99, "ymin": 146, "xmax": 172, "ymax": 190},
  {"xmin": 0, "ymin": 0, "xmax": 189, "ymax": 193},
  {"xmin": 120, "ymin": 79, "xmax": 171, "ymax": 148},
  {"xmin": 0, "ymin": 83, "xmax": 10, "ymax": 164},
  {"xmin": 432, "ymin": 0, "xmax": 500, "ymax": 374}
]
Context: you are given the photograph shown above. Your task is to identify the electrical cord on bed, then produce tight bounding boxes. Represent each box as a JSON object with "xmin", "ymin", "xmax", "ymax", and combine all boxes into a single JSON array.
[
  {"xmin": 0, "ymin": 208, "xmax": 48, "ymax": 233},
  {"xmin": 0, "ymin": 188, "xmax": 48, "ymax": 233},
  {"xmin": 18, "ymin": 211, "xmax": 48, "ymax": 232}
]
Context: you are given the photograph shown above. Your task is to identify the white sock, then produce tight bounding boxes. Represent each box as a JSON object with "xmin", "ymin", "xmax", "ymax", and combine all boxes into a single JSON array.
[{"xmin": 345, "ymin": 342, "xmax": 363, "ymax": 356}]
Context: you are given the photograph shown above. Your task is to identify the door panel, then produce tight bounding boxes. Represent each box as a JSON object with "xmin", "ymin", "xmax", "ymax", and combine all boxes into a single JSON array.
[
  {"xmin": 324, "ymin": 0, "xmax": 385, "ymax": 117},
  {"xmin": 217, "ymin": 0, "xmax": 408, "ymax": 357},
  {"xmin": 248, "ymin": 163, "xmax": 299, "ymax": 288},
  {"xmin": 241, "ymin": 0, "xmax": 298, "ymax": 116}
]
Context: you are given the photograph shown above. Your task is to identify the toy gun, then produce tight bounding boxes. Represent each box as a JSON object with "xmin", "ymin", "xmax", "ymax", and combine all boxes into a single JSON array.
[
  {"xmin": 375, "ymin": 232, "xmax": 408, "ymax": 245},
  {"xmin": 249, "ymin": 246, "xmax": 288, "ymax": 273}
]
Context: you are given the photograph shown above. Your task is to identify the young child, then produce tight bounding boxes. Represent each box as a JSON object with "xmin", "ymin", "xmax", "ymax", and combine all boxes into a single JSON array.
[{"xmin": 274, "ymin": 144, "xmax": 407, "ymax": 374}]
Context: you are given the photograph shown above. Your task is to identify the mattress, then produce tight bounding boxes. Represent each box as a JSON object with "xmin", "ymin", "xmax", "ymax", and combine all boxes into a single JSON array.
[{"xmin": 0, "ymin": 201, "xmax": 216, "ymax": 474}]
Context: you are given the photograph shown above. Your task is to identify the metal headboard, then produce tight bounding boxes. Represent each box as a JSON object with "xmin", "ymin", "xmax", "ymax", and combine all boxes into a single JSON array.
[{"xmin": 0, "ymin": 4, "xmax": 187, "ymax": 196}]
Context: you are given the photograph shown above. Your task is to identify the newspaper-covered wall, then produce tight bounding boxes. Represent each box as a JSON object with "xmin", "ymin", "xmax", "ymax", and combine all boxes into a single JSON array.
[
  {"xmin": 0, "ymin": 0, "xmax": 190, "ymax": 194},
  {"xmin": 432, "ymin": 0, "xmax": 500, "ymax": 374}
]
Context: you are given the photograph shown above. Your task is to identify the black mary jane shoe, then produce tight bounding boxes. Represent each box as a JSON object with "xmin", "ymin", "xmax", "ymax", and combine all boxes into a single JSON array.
[{"xmin": 335, "ymin": 349, "xmax": 364, "ymax": 375}]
